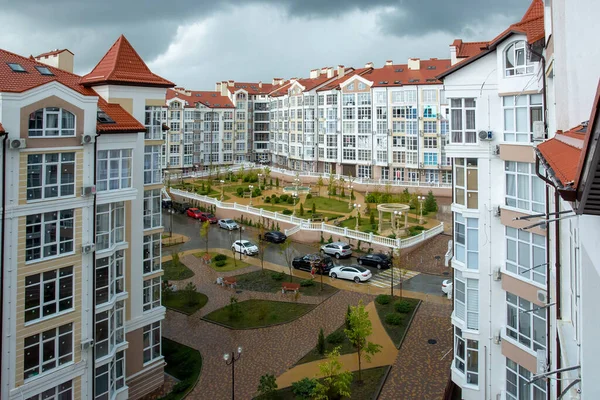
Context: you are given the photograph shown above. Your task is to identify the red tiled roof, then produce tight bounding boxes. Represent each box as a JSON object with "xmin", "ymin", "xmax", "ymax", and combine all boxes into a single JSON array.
[
  {"xmin": 81, "ymin": 35, "xmax": 174, "ymax": 88},
  {"xmin": 226, "ymin": 82, "xmax": 274, "ymax": 95},
  {"xmin": 96, "ymin": 98, "xmax": 145, "ymax": 133},
  {"xmin": 452, "ymin": 40, "xmax": 489, "ymax": 59},
  {"xmin": 359, "ymin": 59, "xmax": 450, "ymax": 87},
  {"xmin": 317, "ymin": 68, "xmax": 370, "ymax": 92},
  {"xmin": 166, "ymin": 88, "xmax": 234, "ymax": 108},
  {"xmin": 537, "ymin": 130, "xmax": 584, "ymax": 186},
  {"xmin": 0, "ymin": 122, "xmax": 5, "ymax": 134},
  {"xmin": 34, "ymin": 49, "xmax": 74, "ymax": 58},
  {"xmin": 574, "ymin": 80, "xmax": 600, "ymax": 190},
  {"xmin": 269, "ymin": 81, "xmax": 293, "ymax": 97}
]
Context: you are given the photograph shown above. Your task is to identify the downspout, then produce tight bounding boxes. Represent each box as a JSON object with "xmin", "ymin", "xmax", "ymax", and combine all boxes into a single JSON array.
[
  {"xmin": 528, "ymin": 44, "xmax": 548, "ymax": 136},
  {"xmin": 91, "ymin": 135, "xmax": 99, "ymax": 399},
  {"xmin": 0, "ymin": 132, "xmax": 8, "ymax": 392}
]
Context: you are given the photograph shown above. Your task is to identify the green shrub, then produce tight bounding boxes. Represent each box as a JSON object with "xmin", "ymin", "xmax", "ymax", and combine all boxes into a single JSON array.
[
  {"xmin": 236, "ymin": 187, "xmax": 244, "ymax": 196},
  {"xmin": 282, "ymin": 209, "xmax": 293, "ymax": 215},
  {"xmin": 172, "ymin": 380, "xmax": 191, "ymax": 394},
  {"xmin": 414, "ymin": 225, "xmax": 425, "ymax": 231},
  {"xmin": 276, "ymin": 177, "xmax": 280, "ymax": 187},
  {"xmin": 385, "ymin": 313, "xmax": 404, "ymax": 326},
  {"xmin": 388, "ymin": 233, "xmax": 397, "ymax": 239},
  {"xmin": 306, "ymin": 193, "xmax": 312, "ymax": 199},
  {"xmin": 280, "ymin": 194, "xmax": 289, "ymax": 202},
  {"xmin": 271, "ymin": 272, "xmax": 286, "ymax": 281},
  {"xmin": 394, "ymin": 300, "xmax": 413, "ymax": 313},
  {"xmin": 317, "ymin": 328, "xmax": 325, "ymax": 355},
  {"xmin": 287, "ymin": 197, "xmax": 294, "ymax": 204},
  {"xmin": 327, "ymin": 235, "xmax": 333, "ymax": 243},
  {"xmin": 274, "ymin": 197, "xmax": 281, "ymax": 204},
  {"xmin": 300, "ymin": 279, "xmax": 315, "ymax": 287},
  {"xmin": 326, "ymin": 330, "xmax": 345, "ymax": 345},
  {"xmin": 253, "ymin": 188, "xmax": 262, "ymax": 197},
  {"xmin": 291, "ymin": 378, "xmax": 317, "ymax": 399},
  {"xmin": 376, "ymin": 294, "xmax": 392, "ymax": 305},
  {"xmin": 215, "ymin": 260, "xmax": 226, "ymax": 267},
  {"xmin": 213, "ymin": 254, "xmax": 227, "ymax": 262}
]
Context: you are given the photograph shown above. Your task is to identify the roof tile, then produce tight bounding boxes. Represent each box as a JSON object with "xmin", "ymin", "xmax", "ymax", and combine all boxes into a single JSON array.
[{"xmin": 166, "ymin": 89, "xmax": 234, "ymax": 108}]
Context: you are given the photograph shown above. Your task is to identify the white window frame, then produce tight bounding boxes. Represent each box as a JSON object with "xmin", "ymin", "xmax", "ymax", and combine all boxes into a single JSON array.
[
  {"xmin": 24, "ymin": 266, "xmax": 74, "ymax": 323},
  {"xmin": 143, "ymin": 277, "xmax": 161, "ymax": 312},
  {"xmin": 95, "ymin": 350, "xmax": 125, "ymax": 400},
  {"xmin": 504, "ymin": 40, "xmax": 534, "ymax": 77},
  {"xmin": 27, "ymin": 152, "xmax": 75, "ymax": 201},
  {"xmin": 97, "ymin": 149, "xmax": 132, "ymax": 192},
  {"xmin": 95, "ymin": 300, "xmax": 125, "ymax": 360},
  {"xmin": 506, "ymin": 292, "xmax": 547, "ymax": 352},
  {"xmin": 454, "ymin": 213, "xmax": 478, "ymax": 270},
  {"xmin": 26, "ymin": 210, "xmax": 75, "ymax": 263},
  {"xmin": 506, "ymin": 358, "xmax": 546, "ymax": 400},
  {"xmin": 454, "ymin": 327, "xmax": 479, "ymax": 386},
  {"xmin": 143, "ymin": 322, "xmax": 161, "ymax": 364},
  {"xmin": 505, "ymin": 161, "xmax": 545, "ymax": 212},
  {"xmin": 454, "ymin": 158, "xmax": 478, "ymax": 209},
  {"xmin": 506, "ymin": 227, "xmax": 546, "ymax": 285},
  {"xmin": 143, "ymin": 189, "xmax": 161, "ymax": 230},
  {"xmin": 450, "ymin": 98, "xmax": 477, "ymax": 144},
  {"xmin": 454, "ymin": 271, "xmax": 479, "ymax": 330},
  {"xmin": 144, "ymin": 146, "xmax": 162, "ymax": 185},
  {"xmin": 96, "ymin": 251, "xmax": 125, "ymax": 306},
  {"xmin": 28, "ymin": 107, "xmax": 75, "ymax": 137},
  {"xmin": 145, "ymin": 106, "xmax": 163, "ymax": 140},
  {"xmin": 503, "ymin": 94, "xmax": 543, "ymax": 142},
  {"xmin": 25, "ymin": 380, "xmax": 73, "ymax": 400},
  {"xmin": 24, "ymin": 323, "xmax": 73, "ymax": 381},
  {"xmin": 96, "ymin": 202, "xmax": 125, "ymax": 252}
]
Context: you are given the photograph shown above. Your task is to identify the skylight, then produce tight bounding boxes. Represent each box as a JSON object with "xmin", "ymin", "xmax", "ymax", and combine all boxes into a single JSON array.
[
  {"xmin": 35, "ymin": 66, "xmax": 54, "ymax": 76},
  {"xmin": 395, "ymin": 68, "xmax": 404, "ymax": 73},
  {"xmin": 7, "ymin": 63, "xmax": 26, "ymax": 73},
  {"xmin": 97, "ymin": 110, "xmax": 115, "ymax": 124},
  {"xmin": 427, "ymin": 65, "xmax": 437, "ymax": 70}
]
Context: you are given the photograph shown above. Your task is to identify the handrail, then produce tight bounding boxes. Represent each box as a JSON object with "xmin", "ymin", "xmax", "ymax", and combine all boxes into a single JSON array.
[{"xmin": 170, "ymin": 188, "xmax": 444, "ymax": 249}]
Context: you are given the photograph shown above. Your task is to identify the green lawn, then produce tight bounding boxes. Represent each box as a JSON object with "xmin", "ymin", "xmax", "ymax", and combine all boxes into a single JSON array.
[
  {"xmin": 235, "ymin": 270, "xmax": 339, "ymax": 297},
  {"xmin": 193, "ymin": 252, "xmax": 252, "ymax": 272},
  {"xmin": 163, "ymin": 291, "xmax": 208, "ymax": 315},
  {"xmin": 296, "ymin": 324, "xmax": 356, "ymax": 365},
  {"xmin": 304, "ymin": 197, "xmax": 350, "ymax": 213},
  {"xmin": 203, "ymin": 299, "xmax": 315, "ymax": 329},
  {"xmin": 158, "ymin": 338, "xmax": 203, "ymax": 400},
  {"xmin": 163, "ymin": 259, "xmax": 195, "ymax": 281},
  {"xmin": 374, "ymin": 297, "xmax": 420, "ymax": 347},
  {"xmin": 339, "ymin": 217, "xmax": 380, "ymax": 234},
  {"xmin": 255, "ymin": 366, "xmax": 388, "ymax": 400},
  {"xmin": 256, "ymin": 204, "xmax": 291, "ymax": 212}
]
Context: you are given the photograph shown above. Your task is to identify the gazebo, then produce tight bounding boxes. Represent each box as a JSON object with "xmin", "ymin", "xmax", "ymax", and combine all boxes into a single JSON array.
[{"xmin": 376, "ymin": 203, "xmax": 410, "ymax": 235}]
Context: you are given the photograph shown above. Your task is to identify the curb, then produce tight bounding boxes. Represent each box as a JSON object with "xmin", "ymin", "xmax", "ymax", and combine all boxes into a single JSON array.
[{"xmin": 372, "ymin": 365, "xmax": 393, "ymax": 400}]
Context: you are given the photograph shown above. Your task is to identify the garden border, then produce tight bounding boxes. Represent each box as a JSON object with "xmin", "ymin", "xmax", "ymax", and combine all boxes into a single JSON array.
[
  {"xmin": 372, "ymin": 365, "xmax": 393, "ymax": 400},
  {"xmin": 396, "ymin": 299, "xmax": 422, "ymax": 350}
]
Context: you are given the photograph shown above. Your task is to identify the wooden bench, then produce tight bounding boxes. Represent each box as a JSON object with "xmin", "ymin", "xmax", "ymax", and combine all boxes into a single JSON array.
[
  {"xmin": 281, "ymin": 282, "xmax": 301, "ymax": 294},
  {"xmin": 223, "ymin": 276, "xmax": 237, "ymax": 289}
]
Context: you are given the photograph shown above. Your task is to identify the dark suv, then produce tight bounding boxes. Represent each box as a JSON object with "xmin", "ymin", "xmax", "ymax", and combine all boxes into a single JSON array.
[
  {"xmin": 356, "ymin": 253, "xmax": 391, "ymax": 270},
  {"xmin": 292, "ymin": 254, "xmax": 334, "ymax": 274}
]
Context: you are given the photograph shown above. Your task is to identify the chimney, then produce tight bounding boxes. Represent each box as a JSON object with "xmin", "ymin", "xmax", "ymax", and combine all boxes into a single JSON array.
[
  {"xmin": 385, "ymin": 60, "xmax": 393, "ymax": 66},
  {"xmin": 227, "ymin": 80, "xmax": 234, "ymax": 87},
  {"xmin": 450, "ymin": 40, "xmax": 462, "ymax": 65},
  {"xmin": 258, "ymin": 81, "xmax": 263, "ymax": 88},
  {"xmin": 221, "ymin": 81, "xmax": 228, "ymax": 96},
  {"xmin": 34, "ymin": 49, "xmax": 74, "ymax": 73},
  {"xmin": 320, "ymin": 67, "xmax": 328, "ymax": 75},
  {"xmin": 365, "ymin": 62, "xmax": 374, "ymax": 68},
  {"xmin": 327, "ymin": 67, "xmax": 334, "ymax": 78},
  {"xmin": 216, "ymin": 82, "xmax": 222, "ymax": 92},
  {"xmin": 408, "ymin": 58, "xmax": 421, "ymax": 70},
  {"xmin": 174, "ymin": 87, "xmax": 187, "ymax": 95},
  {"xmin": 272, "ymin": 78, "xmax": 283, "ymax": 85},
  {"xmin": 337, "ymin": 65, "xmax": 345, "ymax": 78},
  {"xmin": 310, "ymin": 69, "xmax": 319, "ymax": 79}
]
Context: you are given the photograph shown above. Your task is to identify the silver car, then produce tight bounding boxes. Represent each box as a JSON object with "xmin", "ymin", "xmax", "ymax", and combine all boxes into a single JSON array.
[
  {"xmin": 218, "ymin": 218, "xmax": 239, "ymax": 230},
  {"xmin": 320, "ymin": 242, "xmax": 352, "ymax": 259}
]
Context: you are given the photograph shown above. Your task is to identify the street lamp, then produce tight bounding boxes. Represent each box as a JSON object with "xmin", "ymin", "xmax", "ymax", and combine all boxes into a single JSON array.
[
  {"xmin": 292, "ymin": 193, "xmax": 298, "ymax": 216},
  {"xmin": 418, "ymin": 195, "xmax": 425, "ymax": 224},
  {"xmin": 224, "ymin": 346, "xmax": 243, "ymax": 400},
  {"xmin": 353, "ymin": 203, "xmax": 361, "ymax": 230},
  {"xmin": 394, "ymin": 210, "xmax": 402, "ymax": 236},
  {"xmin": 220, "ymin": 179, "xmax": 225, "ymax": 201},
  {"xmin": 258, "ymin": 173, "xmax": 264, "ymax": 187},
  {"xmin": 248, "ymin": 185, "xmax": 254, "ymax": 206}
]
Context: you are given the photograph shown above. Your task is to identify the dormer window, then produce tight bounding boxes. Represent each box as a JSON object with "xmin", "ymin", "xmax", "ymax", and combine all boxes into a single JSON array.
[
  {"xmin": 28, "ymin": 107, "xmax": 75, "ymax": 137},
  {"xmin": 505, "ymin": 41, "xmax": 534, "ymax": 76}
]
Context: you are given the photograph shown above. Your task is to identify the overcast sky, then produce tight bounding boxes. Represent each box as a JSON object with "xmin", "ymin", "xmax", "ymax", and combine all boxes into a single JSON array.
[{"xmin": 0, "ymin": 0, "xmax": 530, "ymax": 90}]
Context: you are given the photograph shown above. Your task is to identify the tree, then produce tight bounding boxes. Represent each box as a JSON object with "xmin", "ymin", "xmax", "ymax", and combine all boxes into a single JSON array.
[
  {"xmin": 316, "ymin": 175, "xmax": 324, "ymax": 197},
  {"xmin": 200, "ymin": 220, "xmax": 210, "ymax": 255},
  {"xmin": 312, "ymin": 201, "xmax": 316, "ymax": 215},
  {"xmin": 345, "ymin": 305, "xmax": 352, "ymax": 330},
  {"xmin": 182, "ymin": 282, "xmax": 198, "ymax": 307},
  {"xmin": 392, "ymin": 248, "xmax": 406, "ymax": 299},
  {"xmin": 257, "ymin": 374, "xmax": 278, "ymax": 399},
  {"xmin": 424, "ymin": 190, "xmax": 438, "ymax": 212},
  {"xmin": 328, "ymin": 173, "xmax": 336, "ymax": 198},
  {"xmin": 299, "ymin": 203, "xmax": 305, "ymax": 216},
  {"xmin": 237, "ymin": 165, "xmax": 245, "ymax": 182},
  {"xmin": 400, "ymin": 188, "xmax": 411, "ymax": 203},
  {"xmin": 370, "ymin": 211, "xmax": 375, "ymax": 226},
  {"xmin": 312, "ymin": 347, "xmax": 352, "ymax": 400},
  {"xmin": 231, "ymin": 245, "xmax": 237, "ymax": 268},
  {"xmin": 256, "ymin": 223, "xmax": 267, "ymax": 275},
  {"xmin": 279, "ymin": 240, "xmax": 296, "ymax": 283},
  {"xmin": 317, "ymin": 328, "xmax": 326, "ymax": 355},
  {"xmin": 344, "ymin": 301, "xmax": 382, "ymax": 383},
  {"xmin": 263, "ymin": 166, "xmax": 271, "ymax": 187},
  {"xmin": 276, "ymin": 177, "xmax": 280, "ymax": 188}
]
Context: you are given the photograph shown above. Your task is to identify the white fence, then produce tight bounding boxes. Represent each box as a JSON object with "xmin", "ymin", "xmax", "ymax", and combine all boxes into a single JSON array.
[
  {"xmin": 169, "ymin": 188, "xmax": 444, "ymax": 250},
  {"xmin": 181, "ymin": 163, "xmax": 451, "ymax": 189}
]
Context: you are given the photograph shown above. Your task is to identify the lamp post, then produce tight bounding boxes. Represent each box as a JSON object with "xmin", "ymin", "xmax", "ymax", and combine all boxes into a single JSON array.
[
  {"xmin": 248, "ymin": 185, "xmax": 254, "ymax": 206},
  {"xmin": 224, "ymin": 346, "xmax": 242, "ymax": 400},
  {"xmin": 394, "ymin": 210, "xmax": 402, "ymax": 236},
  {"xmin": 239, "ymin": 217, "xmax": 243, "ymax": 260},
  {"xmin": 220, "ymin": 179, "xmax": 225, "ymax": 201},
  {"xmin": 418, "ymin": 195, "xmax": 425, "ymax": 224},
  {"xmin": 292, "ymin": 193, "xmax": 298, "ymax": 216},
  {"xmin": 258, "ymin": 173, "xmax": 264, "ymax": 187},
  {"xmin": 353, "ymin": 203, "xmax": 361, "ymax": 230}
]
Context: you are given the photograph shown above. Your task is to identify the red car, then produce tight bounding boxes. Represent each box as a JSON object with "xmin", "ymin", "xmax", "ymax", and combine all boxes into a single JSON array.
[
  {"xmin": 186, "ymin": 208, "xmax": 203, "ymax": 219},
  {"xmin": 198, "ymin": 212, "xmax": 218, "ymax": 224}
]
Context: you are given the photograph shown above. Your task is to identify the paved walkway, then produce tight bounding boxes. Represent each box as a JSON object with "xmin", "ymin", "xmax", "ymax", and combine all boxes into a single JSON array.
[
  {"xmin": 275, "ymin": 301, "xmax": 397, "ymax": 389},
  {"xmin": 403, "ymin": 233, "xmax": 453, "ymax": 276},
  {"xmin": 379, "ymin": 301, "xmax": 453, "ymax": 400}
]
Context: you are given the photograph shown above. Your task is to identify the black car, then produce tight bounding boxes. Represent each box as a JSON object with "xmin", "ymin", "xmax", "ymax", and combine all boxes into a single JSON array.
[
  {"xmin": 292, "ymin": 254, "xmax": 334, "ymax": 274},
  {"xmin": 263, "ymin": 231, "xmax": 287, "ymax": 243},
  {"xmin": 357, "ymin": 253, "xmax": 391, "ymax": 270}
]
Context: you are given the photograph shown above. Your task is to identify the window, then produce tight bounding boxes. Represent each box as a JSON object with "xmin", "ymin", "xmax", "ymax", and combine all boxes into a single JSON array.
[
  {"xmin": 375, "ymin": 91, "xmax": 386, "ymax": 104},
  {"xmin": 505, "ymin": 41, "xmax": 534, "ymax": 77},
  {"xmin": 506, "ymin": 292, "xmax": 547, "ymax": 351},
  {"xmin": 169, "ymin": 144, "xmax": 180, "ymax": 154},
  {"xmin": 454, "ymin": 271, "xmax": 479, "ymax": 329},
  {"xmin": 25, "ymin": 380, "xmax": 72, "ymax": 400},
  {"xmin": 405, "ymin": 91, "xmax": 416, "ymax": 103},
  {"xmin": 503, "ymin": 95, "xmax": 543, "ymax": 142},
  {"xmin": 343, "ymin": 108, "xmax": 355, "ymax": 120},
  {"xmin": 28, "ymin": 108, "xmax": 75, "ymax": 137},
  {"xmin": 27, "ymin": 153, "xmax": 75, "ymax": 201},
  {"xmin": 450, "ymin": 98, "xmax": 477, "ymax": 144},
  {"xmin": 454, "ymin": 327, "xmax": 479, "ymax": 386},
  {"xmin": 96, "ymin": 202, "xmax": 125, "ymax": 252},
  {"xmin": 326, "ymin": 94, "xmax": 338, "ymax": 105},
  {"xmin": 143, "ymin": 277, "xmax": 161, "ymax": 312},
  {"xmin": 505, "ymin": 161, "xmax": 545, "ymax": 212},
  {"xmin": 505, "ymin": 227, "xmax": 546, "ymax": 284},
  {"xmin": 356, "ymin": 93, "xmax": 371, "ymax": 105},
  {"xmin": 424, "ymin": 152, "xmax": 438, "ymax": 166},
  {"xmin": 26, "ymin": 210, "xmax": 74, "ymax": 262},
  {"xmin": 142, "ymin": 189, "xmax": 162, "ymax": 231},
  {"xmin": 423, "ymin": 106, "xmax": 437, "ymax": 119},
  {"xmin": 423, "ymin": 121, "xmax": 437, "ymax": 133},
  {"xmin": 423, "ymin": 89, "xmax": 437, "ymax": 103},
  {"xmin": 391, "ymin": 91, "xmax": 404, "ymax": 103},
  {"xmin": 357, "ymin": 150, "xmax": 371, "ymax": 161},
  {"xmin": 170, "ymin": 110, "xmax": 180, "ymax": 120},
  {"xmin": 169, "ymin": 122, "xmax": 180, "ymax": 131},
  {"xmin": 95, "ymin": 351, "xmax": 125, "ymax": 400},
  {"xmin": 425, "ymin": 170, "xmax": 439, "ymax": 183},
  {"xmin": 406, "ymin": 121, "xmax": 418, "ymax": 135},
  {"xmin": 454, "ymin": 158, "xmax": 478, "ymax": 208},
  {"xmin": 358, "ymin": 165, "xmax": 372, "ymax": 178},
  {"xmin": 454, "ymin": 213, "xmax": 478, "ymax": 270},
  {"xmin": 145, "ymin": 106, "xmax": 163, "ymax": 140},
  {"xmin": 97, "ymin": 150, "xmax": 132, "ymax": 191},
  {"xmin": 424, "ymin": 137, "xmax": 438, "ymax": 148},
  {"xmin": 24, "ymin": 323, "xmax": 73, "ymax": 380},
  {"xmin": 25, "ymin": 266, "xmax": 73, "ymax": 323},
  {"xmin": 376, "ymin": 120, "xmax": 387, "ymax": 134},
  {"xmin": 144, "ymin": 146, "xmax": 161, "ymax": 185},
  {"xmin": 318, "ymin": 95, "xmax": 325, "ymax": 106},
  {"xmin": 343, "ymin": 149, "xmax": 356, "ymax": 161},
  {"xmin": 358, "ymin": 82, "xmax": 366, "ymax": 90},
  {"xmin": 506, "ymin": 358, "xmax": 546, "ymax": 400},
  {"xmin": 96, "ymin": 251, "xmax": 125, "ymax": 305},
  {"xmin": 343, "ymin": 94, "xmax": 355, "ymax": 106},
  {"xmin": 143, "ymin": 322, "xmax": 161, "ymax": 364},
  {"xmin": 95, "ymin": 301, "xmax": 125, "ymax": 359}
]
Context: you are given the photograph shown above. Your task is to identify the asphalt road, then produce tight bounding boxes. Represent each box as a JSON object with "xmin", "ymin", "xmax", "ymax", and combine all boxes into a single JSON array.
[{"xmin": 163, "ymin": 210, "xmax": 446, "ymax": 296}]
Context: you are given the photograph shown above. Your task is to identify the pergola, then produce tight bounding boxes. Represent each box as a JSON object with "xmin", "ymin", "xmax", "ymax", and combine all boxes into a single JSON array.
[{"xmin": 376, "ymin": 203, "xmax": 410, "ymax": 234}]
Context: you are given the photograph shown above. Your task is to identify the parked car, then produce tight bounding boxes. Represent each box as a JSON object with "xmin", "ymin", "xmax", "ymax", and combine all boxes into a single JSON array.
[
  {"xmin": 357, "ymin": 253, "xmax": 391, "ymax": 270},
  {"xmin": 172, "ymin": 201, "xmax": 191, "ymax": 213},
  {"xmin": 442, "ymin": 280, "xmax": 453, "ymax": 294},
  {"xmin": 198, "ymin": 212, "xmax": 218, "ymax": 223},
  {"xmin": 161, "ymin": 199, "xmax": 172, "ymax": 209},
  {"xmin": 186, "ymin": 208, "xmax": 203, "ymax": 219},
  {"xmin": 218, "ymin": 219, "xmax": 239, "ymax": 230},
  {"xmin": 329, "ymin": 265, "xmax": 372, "ymax": 283},
  {"xmin": 292, "ymin": 254, "xmax": 334, "ymax": 274},
  {"xmin": 320, "ymin": 242, "xmax": 352, "ymax": 259},
  {"xmin": 263, "ymin": 231, "xmax": 287, "ymax": 243},
  {"xmin": 232, "ymin": 240, "xmax": 259, "ymax": 256}
]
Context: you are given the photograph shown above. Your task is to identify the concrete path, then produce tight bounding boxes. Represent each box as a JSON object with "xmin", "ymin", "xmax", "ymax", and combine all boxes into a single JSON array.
[{"xmin": 275, "ymin": 301, "xmax": 397, "ymax": 388}]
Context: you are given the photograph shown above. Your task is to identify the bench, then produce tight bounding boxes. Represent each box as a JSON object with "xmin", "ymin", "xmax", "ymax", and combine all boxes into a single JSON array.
[
  {"xmin": 223, "ymin": 277, "xmax": 237, "ymax": 289},
  {"xmin": 281, "ymin": 282, "xmax": 301, "ymax": 294}
]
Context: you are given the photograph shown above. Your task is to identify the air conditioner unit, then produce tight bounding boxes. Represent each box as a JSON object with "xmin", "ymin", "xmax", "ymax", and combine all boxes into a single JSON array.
[
  {"xmin": 81, "ymin": 339, "xmax": 94, "ymax": 351},
  {"xmin": 494, "ymin": 206, "xmax": 501, "ymax": 217},
  {"xmin": 81, "ymin": 133, "xmax": 96, "ymax": 145},
  {"xmin": 9, "ymin": 138, "xmax": 26, "ymax": 149},
  {"xmin": 81, "ymin": 185, "xmax": 96, "ymax": 197},
  {"xmin": 82, "ymin": 243, "xmax": 96, "ymax": 254},
  {"xmin": 493, "ymin": 268, "xmax": 502, "ymax": 281},
  {"xmin": 478, "ymin": 130, "xmax": 493, "ymax": 141},
  {"xmin": 533, "ymin": 121, "xmax": 545, "ymax": 140},
  {"xmin": 492, "ymin": 145, "xmax": 500, "ymax": 156},
  {"xmin": 536, "ymin": 349, "xmax": 547, "ymax": 374},
  {"xmin": 493, "ymin": 330, "xmax": 502, "ymax": 345},
  {"xmin": 537, "ymin": 290, "xmax": 547, "ymax": 303}
]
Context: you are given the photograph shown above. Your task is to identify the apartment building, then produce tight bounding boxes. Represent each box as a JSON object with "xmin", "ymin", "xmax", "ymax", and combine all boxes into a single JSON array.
[{"xmin": 0, "ymin": 35, "xmax": 173, "ymax": 399}]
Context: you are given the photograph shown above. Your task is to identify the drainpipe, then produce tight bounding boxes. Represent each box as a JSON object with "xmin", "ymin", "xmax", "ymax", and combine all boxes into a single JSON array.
[
  {"xmin": 91, "ymin": 135, "xmax": 99, "ymax": 399},
  {"xmin": 527, "ymin": 44, "xmax": 548, "ymax": 137},
  {"xmin": 0, "ymin": 132, "xmax": 8, "ymax": 393}
]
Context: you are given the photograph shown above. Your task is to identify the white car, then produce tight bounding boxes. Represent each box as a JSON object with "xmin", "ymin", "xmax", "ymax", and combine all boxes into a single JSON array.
[
  {"xmin": 442, "ymin": 279, "xmax": 453, "ymax": 294},
  {"xmin": 329, "ymin": 265, "xmax": 372, "ymax": 283},
  {"xmin": 219, "ymin": 219, "xmax": 239, "ymax": 230},
  {"xmin": 232, "ymin": 240, "xmax": 259, "ymax": 256}
]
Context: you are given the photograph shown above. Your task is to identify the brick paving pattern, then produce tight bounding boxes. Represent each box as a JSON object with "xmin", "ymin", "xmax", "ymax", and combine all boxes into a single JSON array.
[
  {"xmin": 379, "ymin": 301, "xmax": 453, "ymax": 400},
  {"xmin": 403, "ymin": 234, "xmax": 453, "ymax": 276},
  {"xmin": 163, "ymin": 254, "xmax": 372, "ymax": 399}
]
